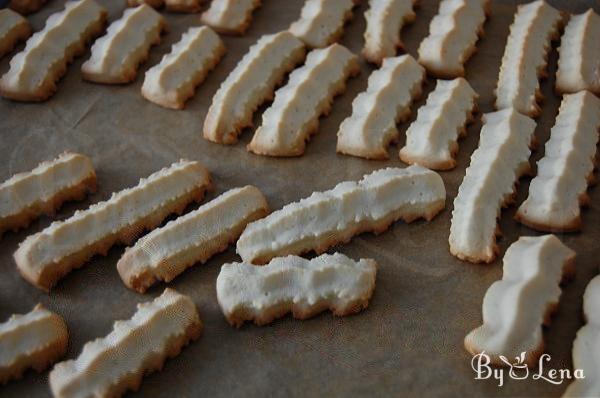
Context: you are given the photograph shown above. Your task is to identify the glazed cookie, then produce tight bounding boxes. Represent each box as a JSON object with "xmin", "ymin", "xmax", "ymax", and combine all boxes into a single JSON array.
[
  {"xmin": 289, "ymin": 0, "xmax": 358, "ymax": 48},
  {"xmin": 201, "ymin": 0, "xmax": 262, "ymax": 35},
  {"xmin": 0, "ymin": 9, "xmax": 31, "ymax": 59}
]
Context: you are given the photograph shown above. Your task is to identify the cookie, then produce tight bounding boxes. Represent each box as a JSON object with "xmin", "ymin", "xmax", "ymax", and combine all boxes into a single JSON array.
[
  {"xmin": 81, "ymin": 4, "xmax": 167, "ymax": 84},
  {"xmin": 563, "ymin": 275, "xmax": 600, "ymax": 397},
  {"xmin": 142, "ymin": 26, "xmax": 225, "ymax": 110},
  {"xmin": 289, "ymin": 0, "xmax": 358, "ymax": 48},
  {"xmin": 0, "ymin": 9, "xmax": 31, "ymax": 59},
  {"xmin": 400, "ymin": 77, "xmax": 478, "ymax": 170},
  {"xmin": 237, "ymin": 165, "xmax": 446, "ymax": 264},
  {"xmin": 0, "ymin": 0, "xmax": 107, "ymax": 101},
  {"xmin": 449, "ymin": 108, "xmax": 536, "ymax": 263},
  {"xmin": 14, "ymin": 160, "xmax": 212, "ymax": 292},
  {"xmin": 217, "ymin": 253, "xmax": 377, "ymax": 327},
  {"xmin": 515, "ymin": 91, "xmax": 600, "ymax": 232},
  {"xmin": 495, "ymin": 0, "xmax": 563, "ymax": 117},
  {"xmin": 418, "ymin": 0, "xmax": 489, "ymax": 78},
  {"xmin": 337, "ymin": 54, "xmax": 425, "ymax": 160},
  {"xmin": 362, "ymin": 0, "xmax": 416, "ymax": 65},
  {"xmin": 464, "ymin": 235, "xmax": 575, "ymax": 367},
  {"xmin": 49, "ymin": 288, "xmax": 201, "ymax": 398},
  {"xmin": 0, "ymin": 304, "xmax": 68, "ymax": 384},
  {"xmin": 556, "ymin": 9, "xmax": 600, "ymax": 95},
  {"xmin": 0, "ymin": 152, "xmax": 97, "ymax": 237},
  {"xmin": 248, "ymin": 44, "xmax": 359, "ymax": 157},
  {"xmin": 118, "ymin": 186, "xmax": 269, "ymax": 293},
  {"xmin": 203, "ymin": 31, "xmax": 306, "ymax": 144},
  {"xmin": 200, "ymin": 0, "xmax": 262, "ymax": 35}
]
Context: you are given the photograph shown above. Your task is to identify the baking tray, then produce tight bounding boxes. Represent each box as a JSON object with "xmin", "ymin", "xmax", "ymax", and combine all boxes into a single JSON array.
[{"xmin": 1, "ymin": 0, "xmax": 599, "ymax": 396}]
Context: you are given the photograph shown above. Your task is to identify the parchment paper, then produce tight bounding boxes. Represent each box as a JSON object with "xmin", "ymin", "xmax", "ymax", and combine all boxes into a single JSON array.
[{"xmin": 1, "ymin": 0, "xmax": 599, "ymax": 396}]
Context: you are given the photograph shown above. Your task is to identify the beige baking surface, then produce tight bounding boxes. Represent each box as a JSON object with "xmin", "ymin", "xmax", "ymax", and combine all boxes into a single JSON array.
[{"xmin": 1, "ymin": 0, "xmax": 599, "ymax": 396}]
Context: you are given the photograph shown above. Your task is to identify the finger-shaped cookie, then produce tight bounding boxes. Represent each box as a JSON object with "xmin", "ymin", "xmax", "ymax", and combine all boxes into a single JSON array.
[
  {"xmin": 203, "ymin": 31, "xmax": 306, "ymax": 144},
  {"xmin": 237, "ymin": 165, "xmax": 445, "ymax": 264},
  {"xmin": 14, "ymin": 160, "xmax": 212, "ymax": 292},
  {"xmin": 464, "ymin": 235, "xmax": 575, "ymax": 367},
  {"xmin": 217, "ymin": 253, "xmax": 377, "ymax": 327},
  {"xmin": 289, "ymin": 0, "xmax": 358, "ymax": 48},
  {"xmin": 81, "ymin": 4, "xmax": 167, "ymax": 84},
  {"xmin": 118, "ymin": 186, "xmax": 269, "ymax": 293},
  {"xmin": 200, "ymin": 0, "xmax": 261, "ymax": 35},
  {"xmin": 0, "ymin": 9, "xmax": 31, "ymax": 59},
  {"xmin": 400, "ymin": 77, "xmax": 478, "ymax": 170},
  {"xmin": 248, "ymin": 44, "xmax": 359, "ymax": 157},
  {"xmin": 418, "ymin": 0, "xmax": 489, "ymax": 78},
  {"xmin": 49, "ymin": 288, "xmax": 201, "ymax": 398},
  {"xmin": 563, "ymin": 275, "xmax": 600, "ymax": 397},
  {"xmin": 495, "ymin": 0, "xmax": 563, "ymax": 117},
  {"xmin": 0, "ymin": 304, "xmax": 68, "ymax": 384},
  {"xmin": 449, "ymin": 108, "xmax": 536, "ymax": 263},
  {"xmin": 0, "ymin": 0, "xmax": 107, "ymax": 101},
  {"xmin": 556, "ymin": 9, "xmax": 600, "ymax": 95},
  {"xmin": 142, "ymin": 26, "xmax": 225, "ymax": 110},
  {"xmin": 516, "ymin": 91, "xmax": 600, "ymax": 232},
  {"xmin": 0, "ymin": 152, "xmax": 97, "ymax": 237},
  {"xmin": 362, "ymin": 0, "xmax": 416, "ymax": 65},
  {"xmin": 9, "ymin": 0, "xmax": 48, "ymax": 14},
  {"xmin": 337, "ymin": 54, "xmax": 424, "ymax": 160}
]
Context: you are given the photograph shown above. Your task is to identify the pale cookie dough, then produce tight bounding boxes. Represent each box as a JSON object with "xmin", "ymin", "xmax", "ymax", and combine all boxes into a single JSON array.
[
  {"xmin": 14, "ymin": 160, "xmax": 212, "ymax": 292},
  {"xmin": 337, "ymin": 54, "xmax": 425, "ymax": 160},
  {"xmin": 237, "ymin": 165, "xmax": 446, "ymax": 264},
  {"xmin": 81, "ymin": 4, "xmax": 167, "ymax": 84},
  {"xmin": 449, "ymin": 108, "xmax": 536, "ymax": 263},
  {"xmin": 128, "ymin": 0, "xmax": 203, "ymax": 13},
  {"xmin": 142, "ymin": 26, "xmax": 225, "ymax": 110},
  {"xmin": 217, "ymin": 253, "xmax": 377, "ymax": 327},
  {"xmin": 203, "ymin": 31, "xmax": 306, "ymax": 144},
  {"xmin": 9, "ymin": 0, "xmax": 48, "ymax": 14},
  {"xmin": 118, "ymin": 186, "xmax": 269, "ymax": 293},
  {"xmin": 418, "ymin": 0, "xmax": 489, "ymax": 78},
  {"xmin": 515, "ymin": 91, "xmax": 600, "ymax": 232},
  {"xmin": 556, "ymin": 9, "xmax": 600, "ymax": 95},
  {"xmin": 0, "ymin": 304, "xmax": 68, "ymax": 384},
  {"xmin": 464, "ymin": 235, "xmax": 575, "ymax": 367},
  {"xmin": 0, "ymin": 9, "xmax": 31, "ymax": 59},
  {"xmin": 49, "ymin": 288, "xmax": 202, "ymax": 398},
  {"xmin": 362, "ymin": 0, "xmax": 416, "ymax": 65},
  {"xmin": 0, "ymin": 0, "xmax": 107, "ymax": 101},
  {"xmin": 289, "ymin": 0, "xmax": 358, "ymax": 48},
  {"xmin": 248, "ymin": 44, "xmax": 359, "ymax": 157},
  {"xmin": 563, "ymin": 275, "xmax": 600, "ymax": 397},
  {"xmin": 495, "ymin": 0, "xmax": 563, "ymax": 117},
  {"xmin": 400, "ymin": 77, "xmax": 478, "ymax": 170},
  {"xmin": 0, "ymin": 152, "xmax": 97, "ymax": 237},
  {"xmin": 201, "ymin": 0, "xmax": 262, "ymax": 35}
]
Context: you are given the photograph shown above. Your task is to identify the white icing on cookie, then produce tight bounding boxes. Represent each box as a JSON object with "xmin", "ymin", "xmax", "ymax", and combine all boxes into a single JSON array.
[
  {"xmin": 289, "ymin": 0, "xmax": 358, "ymax": 48},
  {"xmin": 200, "ymin": 0, "xmax": 262, "ymax": 35}
]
